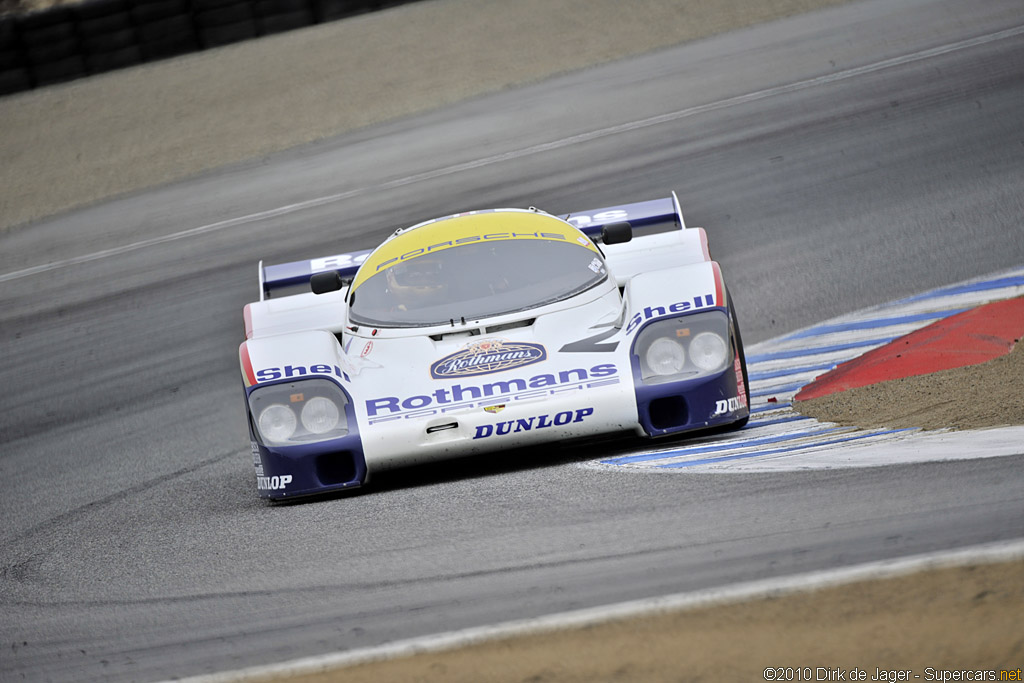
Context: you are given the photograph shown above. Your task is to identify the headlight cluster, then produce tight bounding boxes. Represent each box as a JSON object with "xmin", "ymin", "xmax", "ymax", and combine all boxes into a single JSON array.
[
  {"xmin": 634, "ymin": 311, "xmax": 731, "ymax": 384},
  {"xmin": 248, "ymin": 378, "xmax": 349, "ymax": 446}
]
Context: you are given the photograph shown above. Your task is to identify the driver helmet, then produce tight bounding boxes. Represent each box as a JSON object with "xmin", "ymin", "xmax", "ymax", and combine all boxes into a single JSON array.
[{"xmin": 385, "ymin": 254, "xmax": 446, "ymax": 306}]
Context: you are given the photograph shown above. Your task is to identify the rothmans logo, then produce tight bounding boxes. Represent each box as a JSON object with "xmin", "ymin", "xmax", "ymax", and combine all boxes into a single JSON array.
[{"xmin": 430, "ymin": 339, "xmax": 547, "ymax": 379}]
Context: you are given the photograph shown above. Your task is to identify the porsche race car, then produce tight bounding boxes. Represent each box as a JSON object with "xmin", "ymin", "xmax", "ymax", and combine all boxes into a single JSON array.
[{"xmin": 239, "ymin": 194, "xmax": 749, "ymax": 499}]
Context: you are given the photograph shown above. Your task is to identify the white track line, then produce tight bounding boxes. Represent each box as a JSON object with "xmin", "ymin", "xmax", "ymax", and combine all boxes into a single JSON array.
[
  {"xmin": 163, "ymin": 538, "xmax": 1024, "ymax": 683},
  {"xmin": 3, "ymin": 25, "xmax": 1023, "ymax": 285}
]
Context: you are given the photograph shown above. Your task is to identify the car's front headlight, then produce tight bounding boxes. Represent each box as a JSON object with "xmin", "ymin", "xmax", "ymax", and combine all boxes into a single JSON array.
[
  {"xmin": 249, "ymin": 378, "xmax": 349, "ymax": 446},
  {"xmin": 258, "ymin": 403, "xmax": 298, "ymax": 442},
  {"xmin": 300, "ymin": 396, "xmax": 341, "ymax": 434},
  {"xmin": 633, "ymin": 311, "xmax": 731, "ymax": 384},
  {"xmin": 688, "ymin": 331, "xmax": 729, "ymax": 371},
  {"xmin": 645, "ymin": 337, "xmax": 686, "ymax": 376}
]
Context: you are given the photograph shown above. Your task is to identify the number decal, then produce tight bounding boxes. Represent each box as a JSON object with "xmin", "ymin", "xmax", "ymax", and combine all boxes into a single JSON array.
[{"xmin": 560, "ymin": 324, "xmax": 619, "ymax": 353}]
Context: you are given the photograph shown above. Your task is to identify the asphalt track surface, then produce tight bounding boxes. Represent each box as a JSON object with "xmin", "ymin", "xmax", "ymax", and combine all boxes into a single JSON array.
[{"xmin": 2, "ymin": 0, "xmax": 1024, "ymax": 680}]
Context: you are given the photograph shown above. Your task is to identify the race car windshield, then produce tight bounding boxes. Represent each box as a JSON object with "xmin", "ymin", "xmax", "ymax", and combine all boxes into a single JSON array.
[{"xmin": 349, "ymin": 238, "xmax": 607, "ymax": 327}]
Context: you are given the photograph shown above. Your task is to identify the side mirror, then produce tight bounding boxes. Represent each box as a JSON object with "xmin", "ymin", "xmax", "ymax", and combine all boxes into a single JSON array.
[
  {"xmin": 310, "ymin": 270, "xmax": 344, "ymax": 294},
  {"xmin": 601, "ymin": 221, "xmax": 632, "ymax": 245}
]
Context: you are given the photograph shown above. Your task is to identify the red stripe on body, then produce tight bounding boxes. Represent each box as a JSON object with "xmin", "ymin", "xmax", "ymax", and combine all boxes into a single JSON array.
[
  {"xmin": 697, "ymin": 228, "xmax": 711, "ymax": 261},
  {"xmin": 239, "ymin": 341, "xmax": 257, "ymax": 387},
  {"xmin": 711, "ymin": 261, "xmax": 726, "ymax": 307}
]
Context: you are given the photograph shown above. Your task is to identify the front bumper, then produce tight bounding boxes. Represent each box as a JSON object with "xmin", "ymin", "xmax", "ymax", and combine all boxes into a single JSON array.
[{"xmin": 251, "ymin": 434, "xmax": 367, "ymax": 500}]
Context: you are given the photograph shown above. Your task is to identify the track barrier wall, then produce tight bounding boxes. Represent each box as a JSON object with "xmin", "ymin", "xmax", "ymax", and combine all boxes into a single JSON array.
[{"xmin": 0, "ymin": 0, "xmax": 419, "ymax": 96}]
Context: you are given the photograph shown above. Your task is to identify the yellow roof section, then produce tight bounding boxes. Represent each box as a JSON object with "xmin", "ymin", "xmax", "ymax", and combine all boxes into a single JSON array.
[{"xmin": 351, "ymin": 210, "xmax": 598, "ymax": 291}]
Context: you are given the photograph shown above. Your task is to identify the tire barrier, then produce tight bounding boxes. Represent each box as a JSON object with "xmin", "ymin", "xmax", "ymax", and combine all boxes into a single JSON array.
[{"xmin": 0, "ymin": 0, "xmax": 417, "ymax": 95}]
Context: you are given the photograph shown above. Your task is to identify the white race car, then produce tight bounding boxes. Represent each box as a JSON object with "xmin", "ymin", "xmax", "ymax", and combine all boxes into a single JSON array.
[{"xmin": 239, "ymin": 194, "xmax": 749, "ymax": 499}]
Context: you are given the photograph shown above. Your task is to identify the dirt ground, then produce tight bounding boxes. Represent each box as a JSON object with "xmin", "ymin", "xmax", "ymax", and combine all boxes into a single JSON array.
[
  {"xmin": 3, "ymin": 1, "xmax": 1021, "ymax": 681},
  {"xmin": 796, "ymin": 329, "xmax": 1024, "ymax": 431},
  {"xmin": 0, "ymin": 0, "xmax": 856, "ymax": 232},
  {"xmin": 234, "ymin": 559, "xmax": 1024, "ymax": 683}
]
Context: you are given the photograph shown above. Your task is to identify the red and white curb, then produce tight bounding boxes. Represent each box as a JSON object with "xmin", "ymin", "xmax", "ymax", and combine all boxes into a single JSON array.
[{"xmin": 590, "ymin": 266, "xmax": 1024, "ymax": 473}]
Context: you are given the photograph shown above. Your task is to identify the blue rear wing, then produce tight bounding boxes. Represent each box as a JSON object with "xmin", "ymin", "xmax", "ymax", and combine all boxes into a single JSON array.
[
  {"xmin": 259, "ymin": 193, "xmax": 685, "ymax": 300},
  {"xmin": 261, "ymin": 250, "xmax": 372, "ymax": 300},
  {"xmin": 560, "ymin": 193, "xmax": 685, "ymax": 234}
]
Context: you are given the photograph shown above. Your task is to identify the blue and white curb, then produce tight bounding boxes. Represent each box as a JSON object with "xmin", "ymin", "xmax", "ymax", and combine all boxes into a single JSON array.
[{"xmin": 589, "ymin": 266, "xmax": 1024, "ymax": 473}]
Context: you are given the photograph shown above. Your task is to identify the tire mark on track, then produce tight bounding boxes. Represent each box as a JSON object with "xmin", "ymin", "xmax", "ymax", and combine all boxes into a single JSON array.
[{"xmin": 0, "ymin": 448, "xmax": 240, "ymax": 552}]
